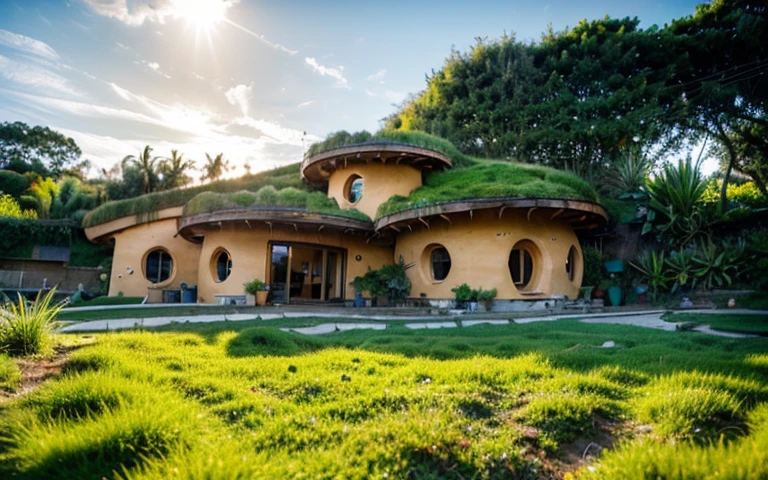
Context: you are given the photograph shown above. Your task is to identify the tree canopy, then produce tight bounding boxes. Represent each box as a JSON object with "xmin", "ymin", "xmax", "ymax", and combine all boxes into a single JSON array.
[{"xmin": 0, "ymin": 121, "xmax": 83, "ymax": 177}]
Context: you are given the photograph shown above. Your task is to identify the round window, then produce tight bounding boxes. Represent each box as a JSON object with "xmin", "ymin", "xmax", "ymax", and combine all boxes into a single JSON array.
[
  {"xmin": 345, "ymin": 174, "xmax": 364, "ymax": 204},
  {"xmin": 430, "ymin": 246, "xmax": 451, "ymax": 282},
  {"xmin": 565, "ymin": 246, "xmax": 579, "ymax": 282},
  {"xmin": 145, "ymin": 249, "xmax": 173, "ymax": 284},
  {"xmin": 508, "ymin": 241, "xmax": 537, "ymax": 290},
  {"xmin": 213, "ymin": 249, "xmax": 232, "ymax": 282}
]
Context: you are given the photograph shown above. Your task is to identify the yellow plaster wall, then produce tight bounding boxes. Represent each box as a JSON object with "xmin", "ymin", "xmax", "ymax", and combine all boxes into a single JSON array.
[
  {"xmin": 196, "ymin": 223, "xmax": 394, "ymax": 303},
  {"xmin": 108, "ymin": 217, "xmax": 202, "ymax": 298},
  {"xmin": 393, "ymin": 209, "xmax": 583, "ymax": 300},
  {"xmin": 327, "ymin": 163, "xmax": 422, "ymax": 218}
]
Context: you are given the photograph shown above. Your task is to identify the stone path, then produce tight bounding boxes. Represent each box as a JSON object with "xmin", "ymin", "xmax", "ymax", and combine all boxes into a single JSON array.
[{"xmin": 58, "ymin": 309, "xmax": 762, "ymax": 338}]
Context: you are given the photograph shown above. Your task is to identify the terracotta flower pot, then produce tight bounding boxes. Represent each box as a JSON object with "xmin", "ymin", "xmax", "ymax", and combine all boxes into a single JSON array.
[{"xmin": 256, "ymin": 291, "xmax": 268, "ymax": 306}]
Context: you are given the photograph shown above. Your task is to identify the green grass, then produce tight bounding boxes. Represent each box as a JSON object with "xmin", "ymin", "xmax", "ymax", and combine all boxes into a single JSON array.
[
  {"xmin": 57, "ymin": 305, "xmax": 264, "ymax": 321},
  {"xmin": 1, "ymin": 319, "xmax": 766, "ymax": 479},
  {"xmin": 377, "ymin": 163, "xmax": 600, "ymax": 218},
  {"xmin": 182, "ymin": 186, "xmax": 372, "ymax": 222},
  {"xmin": 306, "ymin": 129, "xmax": 477, "ymax": 168},
  {"xmin": 82, "ymin": 163, "xmax": 306, "ymax": 228},
  {"xmin": 666, "ymin": 313, "xmax": 768, "ymax": 335},
  {"xmin": 66, "ymin": 297, "xmax": 145, "ymax": 309},
  {"xmin": 0, "ymin": 353, "xmax": 21, "ymax": 391}
]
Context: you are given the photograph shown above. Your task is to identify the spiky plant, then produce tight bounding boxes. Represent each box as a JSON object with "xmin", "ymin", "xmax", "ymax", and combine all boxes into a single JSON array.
[{"xmin": 0, "ymin": 288, "xmax": 63, "ymax": 356}]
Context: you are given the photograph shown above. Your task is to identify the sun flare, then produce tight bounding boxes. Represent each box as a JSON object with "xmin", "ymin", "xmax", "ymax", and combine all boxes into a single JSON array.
[{"xmin": 174, "ymin": 0, "xmax": 230, "ymax": 32}]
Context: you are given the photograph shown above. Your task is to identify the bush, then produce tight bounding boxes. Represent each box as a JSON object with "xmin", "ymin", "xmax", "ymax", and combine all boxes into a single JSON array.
[
  {"xmin": 0, "ymin": 353, "xmax": 21, "ymax": 391},
  {"xmin": 0, "ymin": 289, "xmax": 63, "ymax": 356},
  {"xmin": 582, "ymin": 246, "xmax": 604, "ymax": 287}
]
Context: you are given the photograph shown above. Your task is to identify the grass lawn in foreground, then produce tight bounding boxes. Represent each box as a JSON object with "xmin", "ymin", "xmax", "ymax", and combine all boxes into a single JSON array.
[
  {"xmin": 1, "ymin": 319, "xmax": 767, "ymax": 479},
  {"xmin": 665, "ymin": 313, "xmax": 768, "ymax": 335}
]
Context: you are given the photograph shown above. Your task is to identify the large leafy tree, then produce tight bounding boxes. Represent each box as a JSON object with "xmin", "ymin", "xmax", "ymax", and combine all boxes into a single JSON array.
[
  {"xmin": 122, "ymin": 145, "xmax": 161, "ymax": 194},
  {"xmin": 0, "ymin": 121, "xmax": 82, "ymax": 177},
  {"xmin": 201, "ymin": 153, "xmax": 229, "ymax": 183},
  {"xmin": 159, "ymin": 150, "xmax": 195, "ymax": 190}
]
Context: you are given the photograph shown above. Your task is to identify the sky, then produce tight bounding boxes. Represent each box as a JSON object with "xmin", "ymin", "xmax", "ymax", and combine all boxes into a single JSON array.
[{"xmin": 0, "ymin": 0, "xmax": 706, "ymax": 180}]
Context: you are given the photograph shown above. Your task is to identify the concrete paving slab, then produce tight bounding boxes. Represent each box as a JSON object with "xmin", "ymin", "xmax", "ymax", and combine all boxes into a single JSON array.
[
  {"xmin": 462, "ymin": 320, "xmax": 510, "ymax": 327},
  {"xmin": 577, "ymin": 313, "xmax": 677, "ymax": 331},
  {"xmin": 405, "ymin": 322, "xmax": 458, "ymax": 330},
  {"xmin": 281, "ymin": 323, "xmax": 386, "ymax": 335}
]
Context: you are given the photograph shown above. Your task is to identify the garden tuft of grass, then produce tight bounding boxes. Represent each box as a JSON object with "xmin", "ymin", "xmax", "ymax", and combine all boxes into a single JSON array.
[
  {"xmin": 0, "ymin": 319, "xmax": 766, "ymax": 479},
  {"xmin": 0, "ymin": 353, "xmax": 21, "ymax": 391}
]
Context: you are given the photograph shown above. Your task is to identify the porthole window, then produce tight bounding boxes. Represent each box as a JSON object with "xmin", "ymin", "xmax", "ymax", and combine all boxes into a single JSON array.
[
  {"xmin": 213, "ymin": 249, "xmax": 232, "ymax": 282},
  {"xmin": 345, "ymin": 174, "xmax": 364, "ymax": 204},
  {"xmin": 430, "ymin": 246, "xmax": 451, "ymax": 282},
  {"xmin": 145, "ymin": 249, "xmax": 173, "ymax": 284},
  {"xmin": 509, "ymin": 243, "xmax": 535, "ymax": 289},
  {"xmin": 566, "ymin": 246, "xmax": 578, "ymax": 282}
]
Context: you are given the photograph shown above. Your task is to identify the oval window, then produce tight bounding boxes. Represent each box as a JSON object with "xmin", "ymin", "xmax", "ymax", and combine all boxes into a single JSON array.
[
  {"xmin": 509, "ymin": 244, "xmax": 534, "ymax": 289},
  {"xmin": 430, "ymin": 246, "xmax": 451, "ymax": 282},
  {"xmin": 565, "ymin": 246, "xmax": 578, "ymax": 282},
  {"xmin": 214, "ymin": 250, "xmax": 232, "ymax": 282},
  {"xmin": 345, "ymin": 174, "xmax": 364, "ymax": 204},
  {"xmin": 145, "ymin": 249, "xmax": 173, "ymax": 283}
]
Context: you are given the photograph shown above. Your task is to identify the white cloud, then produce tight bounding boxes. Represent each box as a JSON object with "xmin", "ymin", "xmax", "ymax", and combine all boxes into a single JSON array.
[
  {"xmin": 364, "ymin": 89, "xmax": 377, "ymax": 97},
  {"xmin": 233, "ymin": 116, "xmax": 319, "ymax": 146},
  {"xmin": 140, "ymin": 60, "xmax": 171, "ymax": 78},
  {"xmin": 366, "ymin": 69, "xmax": 386, "ymax": 83},
  {"xmin": 109, "ymin": 82, "xmax": 132, "ymax": 101},
  {"xmin": 224, "ymin": 83, "xmax": 253, "ymax": 116},
  {"xmin": 81, "ymin": 0, "xmax": 239, "ymax": 26},
  {"xmin": 0, "ymin": 29, "xmax": 59, "ymax": 60},
  {"xmin": 147, "ymin": 62, "xmax": 160, "ymax": 71},
  {"xmin": 0, "ymin": 55, "xmax": 80, "ymax": 97},
  {"xmin": 223, "ymin": 19, "xmax": 298, "ymax": 55},
  {"xmin": 296, "ymin": 100, "xmax": 314, "ymax": 109},
  {"xmin": 304, "ymin": 57, "xmax": 348, "ymax": 88}
]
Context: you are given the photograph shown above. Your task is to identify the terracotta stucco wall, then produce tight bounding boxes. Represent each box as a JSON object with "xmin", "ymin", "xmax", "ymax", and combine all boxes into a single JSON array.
[
  {"xmin": 393, "ymin": 209, "xmax": 583, "ymax": 300},
  {"xmin": 108, "ymin": 217, "xmax": 201, "ymax": 298},
  {"xmin": 327, "ymin": 163, "xmax": 422, "ymax": 219},
  {"xmin": 196, "ymin": 223, "xmax": 394, "ymax": 302}
]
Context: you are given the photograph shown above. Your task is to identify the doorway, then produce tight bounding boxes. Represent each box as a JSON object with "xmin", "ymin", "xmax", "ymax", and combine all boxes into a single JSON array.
[{"xmin": 268, "ymin": 242, "xmax": 345, "ymax": 304}]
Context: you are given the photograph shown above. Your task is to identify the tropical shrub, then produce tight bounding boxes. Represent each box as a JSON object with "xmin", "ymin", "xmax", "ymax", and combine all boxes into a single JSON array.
[
  {"xmin": 630, "ymin": 251, "xmax": 671, "ymax": 302},
  {"xmin": 691, "ymin": 239, "xmax": 748, "ymax": 290},
  {"xmin": 451, "ymin": 283, "xmax": 472, "ymax": 308},
  {"xmin": 243, "ymin": 279, "xmax": 267, "ymax": 295},
  {"xmin": 352, "ymin": 257, "xmax": 413, "ymax": 304},
  {"xmin": 582, "ymin": 246, "xmax": 604, "ymax": 288},
  {"xmin": 0, "ymin": 194, "xmax": 37, "ymax": 219},
  {"xmin": 0, "ymin": 289, "xmax": 63, "ymax": 356}
]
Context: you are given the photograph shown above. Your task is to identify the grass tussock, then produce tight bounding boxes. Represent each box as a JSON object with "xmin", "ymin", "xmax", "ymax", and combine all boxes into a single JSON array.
[
  {"xmin": 0, "ymin": 353, "xmax": 20, "ymax": 391},
  {"xmin": 0, "ymin": 320, "xmax": 766, "ymax": 478},
  {"xmin": 82, "ymin": 163, "xmax": 305, "ymax": 228},
  {"xmin": 0, "ymin": 289, "xmax": 62, "ymax": 356},
  {"xmin": 377, "ymin": 163, "xmax": 600, "ymax": 218},
  {"xmin": 182, "ymin": 186, "xmax": 371, "ymax": 222}
]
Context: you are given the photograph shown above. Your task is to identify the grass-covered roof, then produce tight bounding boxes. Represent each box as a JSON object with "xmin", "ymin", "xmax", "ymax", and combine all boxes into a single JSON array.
[
  {"xmin": 182, "ymin": 186, "xmax": 371, "ymax": 222},
  {"xmin": 83, "ymin": 163, "xmax": 306, "ymax": 228},
  {"xmin": 376, "ymin": 162, "xmax": 601, "ymax": 218},
  {"xmin": 306, "ymin": 130, "xmax": 476, "ymax": 169}
]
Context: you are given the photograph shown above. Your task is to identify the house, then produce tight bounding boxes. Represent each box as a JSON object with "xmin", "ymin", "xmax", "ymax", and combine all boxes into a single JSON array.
[{"xmin": 84, "ymin": 136, "xmax": 606, "ymax": 309}]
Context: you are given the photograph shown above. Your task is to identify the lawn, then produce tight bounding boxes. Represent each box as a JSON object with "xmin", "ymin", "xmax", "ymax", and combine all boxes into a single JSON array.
[
  {"xmin": 1, "ymin": 319, "xmax": 767, "ymax": 479},
  {"xmin": 666, "ymin": 313, "xmax": 768, "ymax": 335}
]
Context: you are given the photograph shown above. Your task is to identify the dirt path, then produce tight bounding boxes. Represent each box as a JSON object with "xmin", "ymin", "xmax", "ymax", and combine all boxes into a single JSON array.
[{"xmin": 0, "ymin": 346, "xmax": 74, "ymax": 402}]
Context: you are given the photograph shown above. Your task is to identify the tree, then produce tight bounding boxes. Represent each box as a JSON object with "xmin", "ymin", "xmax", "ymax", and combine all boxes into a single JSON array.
[
  {"xmin": 201, "ymin": 153, "xmax": 229, "ymax": 183},
  {"xmin": 122, "ymin": 145, "xmax": 161, "ymax": 194},
  {"xmin": 158, "ymin": 149, "xmax": 195, "ymax": 190},
  {"xmin": 0, "ymin": 121, "xmax": 82, "ymax": 177},
  {"xmin": 0, "ymin": 194, "xmax": 37, "ymax": 219}
]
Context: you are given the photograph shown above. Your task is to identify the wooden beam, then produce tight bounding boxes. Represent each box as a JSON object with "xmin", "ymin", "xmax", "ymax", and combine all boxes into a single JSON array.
[
  {"xmin": 318, "ymin": 225, "xmax": 325, "ymax": 233},
  {"xmin": 498, "ymin": 206, "xmax": 508, "ymax": 220},
  {"xmin": 389, "ymin": 225, "xmax": 400, "ymax": 232},
  {"xmin": 265, "ymin": 221, "xmax": 272, "ymax": 235},
  {"xmin": 550, "ymin": 208, "xmax": 564, "ymax": 220},
  {"xmin": 527, "ymin": 207, "xmax": 537, "ymax": 221},
  {"xmin": 439, "ymin": 214, "xmax": 451, "ymax": 225},
  {"xmin": 419, "ymin": 217, "xmax": 430, "ymax": 229}
]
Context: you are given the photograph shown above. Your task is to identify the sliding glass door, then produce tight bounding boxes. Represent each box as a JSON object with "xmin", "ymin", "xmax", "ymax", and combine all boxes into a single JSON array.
[{"xmin": 268, "ymin": 242, "xmax": 345, "ymax": 304}]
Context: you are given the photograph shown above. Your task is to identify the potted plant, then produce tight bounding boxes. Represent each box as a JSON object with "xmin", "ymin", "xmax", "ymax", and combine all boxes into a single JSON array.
[
  {"xmin": 451, "ymin": 283, "xmax": 472, "ymax": 310},
  {"xmin": 244, "ymin": 279, "xmax": 268, "ymax": 306},
  {"xmin": 478, "ymin": 287, "xmax": 497, "ymax": 312}
]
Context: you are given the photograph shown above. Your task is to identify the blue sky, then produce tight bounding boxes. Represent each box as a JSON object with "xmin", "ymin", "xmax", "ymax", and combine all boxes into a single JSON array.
[{"xmin": 0, "ymin": 0, "xmax": 704, "ymax": 179}]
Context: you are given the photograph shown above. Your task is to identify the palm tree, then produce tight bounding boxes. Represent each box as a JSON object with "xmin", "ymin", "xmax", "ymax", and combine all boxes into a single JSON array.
[
  {"xmin": 159, "ymin": 149, "xmax": 196, "ymax": 189},
  {"xmin": 123, "ymin": 145, "xmax": 160, "ymax": 194},
  {"xmin": 201, "ymin": 153, "xmax": 229, "ymax": 183}
]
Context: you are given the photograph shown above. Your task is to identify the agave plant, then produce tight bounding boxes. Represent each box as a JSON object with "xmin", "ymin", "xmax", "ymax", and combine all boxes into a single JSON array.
[
  {"xmin": 630, "ymin": 250, "xmax": 672, "ymax": 302},
  {"xmin": 604, "ymin": 147, "xmax": 652, "ymax": 198},
  {"xmin": 692, "ymin": 239, "xmax": 748, "ymax": 290},
  {"xmin": 0, "ymin": 288, "xmax": 63, "ymax": 356},
  {"xmin": 665, "ymin": 249, "xmax": 697, "ymax": 294}
]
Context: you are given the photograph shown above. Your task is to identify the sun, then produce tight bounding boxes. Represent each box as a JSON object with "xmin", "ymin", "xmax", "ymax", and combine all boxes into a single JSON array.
[{"xmin": 174, "ymin": 0, "xmax": 230, "ymax": 32}]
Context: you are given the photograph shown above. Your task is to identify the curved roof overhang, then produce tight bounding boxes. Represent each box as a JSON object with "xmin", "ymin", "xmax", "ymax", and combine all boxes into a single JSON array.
[
  {"xmin": 301, "ymin": 142, "xmax": 452, "ymax": 183},
  {"xmin": 84, "ymin": 206, "xmax": 184, "ymax": 243},
  {"xmin": 178, "ymin": 207, "xmax": 379, "ymax": 243},
  {"xmin": 374, "ymin": 198, "xmax": 608, "ymax": 232}
]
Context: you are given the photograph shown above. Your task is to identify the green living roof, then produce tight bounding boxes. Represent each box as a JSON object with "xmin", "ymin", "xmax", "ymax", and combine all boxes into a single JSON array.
[
  {"xmin": 83, "ymin": 163, "xmax": 305, "ymax": 228},
  {"xmin": 306, "ymin": 130, "xmax": 476, "ymax": 169},
  {"xmin": 376, "ymin": 162, "xmax": 601, "ymax": 218},
  {"xmin": 182, "ymin": 186, "xmax": 371, "ymax": 223}
]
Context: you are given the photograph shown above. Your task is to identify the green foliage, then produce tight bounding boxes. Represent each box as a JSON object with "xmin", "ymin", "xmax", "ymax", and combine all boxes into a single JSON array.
[
  {"xmin": 201, "ymin": 153, "xmax": 230, "ymax": 183},
  {"xmin": 602, "ymin": 147, "xmax": 652, "ymax": 198},
  {"xmin": 0, "ymin": 219, "xmax": 72, "ymax": 258},
  {"xmin": 377, "ymin": 163, "xmax": 599, "ymax": 218},
  {"xmin": 630, "ymin": 251, "xmax": 672, "ymax": 301},
  {"xmin": 183, "ymin": 186, "xmax": 371, "ymax": 222},
  {"xmin": 0, "ymin": 289, "xmax": 63, "ymax": 356},
  {"xmin": 0, "ymin": 194, "xmax": 37, "ymax": 219},
  {"xmin": 307, "ymin": 129, "xmax": 476, "ymax": 169},
  {"xmin": 668, "ymin": 314, "xmax": 768, "ymax": 336},
  {"xmin": 691, "ymin": 239, "xmax": 748, "ymax": 290},
  {"xmin": 0, "ymin": 353, "xmax": 20, "ymax": 391},
  {"xmin": 0, "ymin": 169, "xmax": 30, "ymax": 197},
  {"xmin": 243, "ymin": 279, "xmax": 267, "ymax": 295},
  {"xmin": 83, "ymin": 163, "xmax": 305, "ymax": 228},
  {"xmin": 582, "ymin": 247, "xmax": 604, "ymax": 288},
  {"xmin": 351, "ymin": 257, "xmax": 413, "ymax": 303},
  {"xmin": 702, "ymin": 179, "xmax": 768, "ymax": 208},
  {"xmin": 0, "ymin": 121, "xmax": 82, "ymax": 177},
  {"xmin": 66, "ymin": 296, "xmax": 144, "ymax": 308},
  {"xmin": 451, "ymin": 283, "xmax": 472, "ymax": 308}
]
